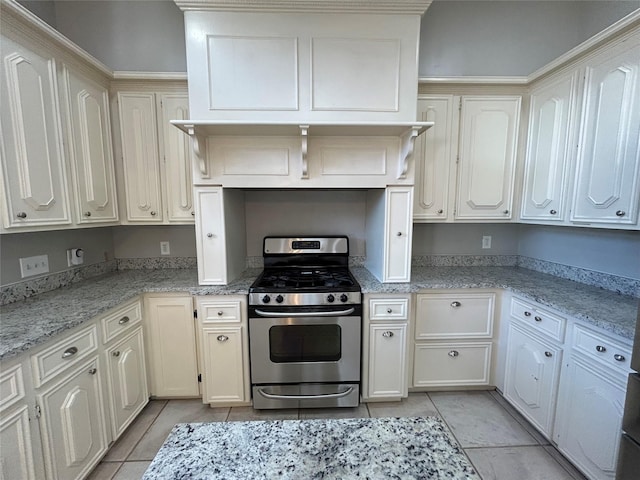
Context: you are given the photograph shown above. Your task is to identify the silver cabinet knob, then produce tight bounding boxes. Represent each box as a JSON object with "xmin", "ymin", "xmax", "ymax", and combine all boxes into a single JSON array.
[
  {"xmin": 596, "ymin": 345, "xmax": 606, "ymax": 353},
  {"xmin": 386, "ymin": 308, "xmax": 392, "ymax": 314},
  {"xmin": 62, "ymin": 346, "xmax": 78, "ymax": 359},
  {"xmin": 207, "ymin": 233, "xmax": 213, "ymax": 238},
  {"xmin": 112, "ymin": 351, "xmax": 121, "ymax": 357},
  {"xmin": 616, "ymin": 210, "xmax": 626, "ymax": 217},
  {"xmin": 524, "ymin": 311, "xmax": 531, "ymax": 317},
  {"xmin": 119, "ymin": 316, "xmax": 130, "ymax": 325},
  {"xmin": 437, "ymin": 209, "xmax": 443, "ymax": 214},
  {"xmin": 450, "ymin": 301, "xmax": 461, "ymax": 308},
  {"xmin": 88, "ymin": 368, "xmax": 97, "ymax": 375},
  {"xmin": 549, "ymin": 209, "xmax": 557, "ymax": 215},
  {"xmin": 84, "ymin": 211, "xmax": 92, "ymax": 217},
  {"xmin": 16, "ymin": 212, "xmax": 27, "ymax": 218},
  {"xmin": 545, "ymin": 351, "xmax": 553, "ymax": 357},
  {"xmin": 503, "ymin": 210, "xmax": 509, "ymax": 214},
  {"xmin": 217, "ymin": 335, "xmax": 229, "ymax": 342},
  {"xmin": 448, "ymin": 350, "xmax": 459, "ymax": 357},
  {"xmin": 191, "ymin": 211, "xmax": 195, "ymax": 216},
  {"xmin": 614, "ymin": 354, "xmax": 626, "ymax": 362},
  {"xmin": 382, "ymin": 331, "xmax": 394, "ymax": 338},
  {"xmin": 217, "ymin": 311, "xmax": 223, "ymax": 316},
  {"xmin": 150, "ymin": 211, "xmax": 157, "ymax": 216},
  {"xmin": 396, "ymin": 232, "xmax": 402, "ymax": 237},
  {"xmin": 534, "ymin": 316, "xmax": 542, "ymax": 322}
]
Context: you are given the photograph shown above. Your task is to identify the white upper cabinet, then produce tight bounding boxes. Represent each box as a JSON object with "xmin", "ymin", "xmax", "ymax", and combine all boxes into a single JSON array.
[
  {"xmin": 413, "ymin": 96, "xmax": 458, "ymax": 221},
  {"xmin": 456, "ymin": 96, "xmax": 521, "ymax": 221},
  {"xmin": 571, "ymin": 36, "xmax": 640, "ymax": 226},
  {"xmin": 0, "ymin": 36, "xmax": 71, "ymax": 229},
  {"xmin": 60, "ymin": 65, "xmax": 119, "ymax": 224},
  {"xmin": 521, "ymin": 71, "xmax": 580, "ymax": 222}
]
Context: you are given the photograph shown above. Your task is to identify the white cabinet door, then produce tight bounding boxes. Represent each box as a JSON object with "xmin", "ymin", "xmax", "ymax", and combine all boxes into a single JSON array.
[
  {"xmin": 0, "ymin": 405, "xmax": 37, "ymax": 480},
  {"xmin": 199, "ymin": 326, "xmax": 246, "ymax": 404},
  {"xmin": 61, "ymin": 65, "xmax": 118, "ymax": 224},
  {"xmin": 38, "ymin": 358, "xmax": 108, "ymax": 480},
  {"xmin": 157, "ymin": 94, "xmax": 194, "ymax": 223},
  {"xmin": 384, "ymin": 186, "xmax": 413, "ymax": 282},
  {"xmin": 504, "ymin": 325, "xmax": 562, "ymax": 437},
  {"xmin": 413, "ymin": 96, "xmax": 457, "ymax": 222},
  {"xmin": 105, "ymin": 328, "xmax": 148, "ymax": 439},
  {"xmin": 144, "ymin": 296, "xmax": 199, "ymax": 398},
  {"xmin": 455, "ymin": 96, "xmax": 521, "ymax": 220},
  {"xmin": 117, "ymin": 92, "xmax": 163, "ymax": 223},
  {"xmin": 194, "ymin": 187, "xmax": 227, "ymax": 284},
  {"xmin": 521, "ymin": 72, "xmax": 579, "ymax": 222},
  {"xmin": 555, "ymin": 355, "xmax": 626, "ymax": 480},
  {"xmin": 0, "ymin": 36, "xmax": 71, "ymax": 229},
  {"xmin": 571, "ymin": 40, "xmax": 640, "ymax": 226},
  {"xmin": 367, "ymin": 324, "xmax": 407, "ymax": 399}
]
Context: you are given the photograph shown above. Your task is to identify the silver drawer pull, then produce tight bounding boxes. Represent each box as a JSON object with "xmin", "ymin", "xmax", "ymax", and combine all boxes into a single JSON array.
[
  {"xmin": 217, "ymin": 335, "xmax": 229, "ymax": 342},
  {"xmin": 118, "ymin": 316, "xmax": 130, "ymax": 325},
  {"xmin": 217, "ymin": 311, "xmax": 224, "ymax": 316},
  {"xmin": 545, "ymin": 351, "xmax": 553, "ymax": 357},
  {"xmin": 62, "ymin": 347, "xmax": 78, "ymax": 359},
  {"xmin": 616, "ymin": 210, "xmax": 626, "ymax": 217},
  {"xmin": 450, "ymin": 301, "xmax": 461, "ymax": 308},
  {"xmin": 396, "ymin": 232, "xmax": 402, "ymax": 237},
  {"xmin": 88, "ymin": 368, "xmax": 97, "ymax": 375},
  {"xmin": 534, "ymin": 316, "xmax": 542, "ymax": 322},
  {"xmin": 382, "ymin": 331, "xmax": 394, "ymax": 338},
  {"xmin": 207, "ymin": 233, "xmax": 213, "ymax": 238},
  {"xmin": 16, "ymin": 212, "xmax": 27, "ymax": 219},
  {"xmin": 596, "ymin": 345, "xmax": 607, "ymax": 353},
  {"xmin": 549, "ymin": 209, "xmax": 557, "ymax": 215},
  {"xmin": 524, "ymin": 311, "xmax": 532, "ymax": 317},
  {"xmin": 448, "ymin": 350, "xmax": 459, "ymax": 357},
  {"xmin": 437, "ymin": 209, "xmax": 443, "ymax": 214},
  {"xmin": 386, "ymin": 308, "xmax": 392, "ymax": 314},
  {"xmin": 112, "ymin": 351, "xmax": 121, "ymax": 357},
  {"xmin": 614, "ymin": 354, "xmax": 626, "ymax": 362}
]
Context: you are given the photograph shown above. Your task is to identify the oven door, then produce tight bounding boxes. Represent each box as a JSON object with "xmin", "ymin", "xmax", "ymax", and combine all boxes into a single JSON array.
[{"xmin": 249, "ymin": 312, "xmax": 361, "ymax": 385}]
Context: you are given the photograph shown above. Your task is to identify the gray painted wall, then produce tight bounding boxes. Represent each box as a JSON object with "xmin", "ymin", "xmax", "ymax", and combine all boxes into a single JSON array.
[
  {"xmin": 412, "ymin": 223, "xmax": 520, "ymax": 256},
  {"xmin": 112, "ymin": 225, "xmax": 196, "ymax": 258},
  {"xmin": 17, "ymin": 0, "xmax": 57, "ymax": 27}
]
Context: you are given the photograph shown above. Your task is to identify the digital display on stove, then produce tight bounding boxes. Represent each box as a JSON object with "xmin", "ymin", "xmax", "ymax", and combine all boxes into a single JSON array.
[{"xmin": 291, "ymin": 240, "xmax": 320, "ymax": 250}]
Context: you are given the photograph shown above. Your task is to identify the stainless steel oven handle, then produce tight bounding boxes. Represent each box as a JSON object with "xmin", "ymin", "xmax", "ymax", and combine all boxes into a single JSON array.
[
  {"xmin": 256, "ymin": 386, "xmax": 354, "ymax": 401},
  {"xmin": 253, "ymin": 308, "xmax": 355, "ymax": 317}
]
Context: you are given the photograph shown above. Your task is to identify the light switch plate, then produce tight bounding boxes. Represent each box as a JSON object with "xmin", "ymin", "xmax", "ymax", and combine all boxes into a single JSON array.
[
  {"xmin": 160, "ymin": 241, "xmax": 170, "ymax": 255},
  {"xmin": 482, "ymin": 236, "xmax": 492, "ymax": 249},
  {"xmin": 19, "ymin": 255, "xmax": 49, "ymax": 278}
]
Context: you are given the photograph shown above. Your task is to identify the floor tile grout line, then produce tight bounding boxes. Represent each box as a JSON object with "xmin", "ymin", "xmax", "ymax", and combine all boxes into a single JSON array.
[{"xmin": 122, "ymin": 399, "xmax": 170, "ymax": 464}]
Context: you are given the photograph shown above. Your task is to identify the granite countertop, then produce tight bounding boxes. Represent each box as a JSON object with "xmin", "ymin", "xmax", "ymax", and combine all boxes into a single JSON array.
[
  {"xmin": 1, "ymin": 266, "xmax": 637, "ymax": 361},
  {"xmin": 142, "ymin": 417, "xmax": 479, "ymax": 480}
]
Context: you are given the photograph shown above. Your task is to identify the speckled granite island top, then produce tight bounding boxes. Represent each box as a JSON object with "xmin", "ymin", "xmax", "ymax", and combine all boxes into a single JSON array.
[
  {"xmin": 142, "ymin": 417, "xmax": 479, "ymax": 480},
  {"xmin": 1, "ymin": 266, "xmax": 637, "ymax": 360}
]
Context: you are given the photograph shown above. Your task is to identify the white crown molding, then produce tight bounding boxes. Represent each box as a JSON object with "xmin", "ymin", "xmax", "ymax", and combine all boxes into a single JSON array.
[
  {"xmin": 173, "ymin": 0, "xmax": 432, "ymax": 14},
  {"xmin": 112, "ymin": 71, "xmax": 189, "ymax": 81},
  {"xmin": 419, "ymin": 76, "xmax": 529, "ymax": 85},
  {"xmin": 0, "ymin": 0, "xmax": 112, "ymax": 78}
]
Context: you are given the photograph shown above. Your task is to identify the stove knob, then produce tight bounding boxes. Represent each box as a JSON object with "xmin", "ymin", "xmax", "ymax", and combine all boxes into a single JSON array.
[
  {"xmin": 262, "ymin": 295, "xmax": 271, "ymax": 304},
  {"xmin": 340, "ymin": 294, "xmax": 348, "ymax": 303},
  {"xmin": 275, "ymin": 295, "xmax": 284, "ymax": 304},
  {"xmin": 327, "ymin": 294, "xmax": 335, "ymax": 303}
]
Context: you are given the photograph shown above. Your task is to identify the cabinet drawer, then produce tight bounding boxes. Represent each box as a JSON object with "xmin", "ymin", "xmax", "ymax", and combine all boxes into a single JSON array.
[
  {"xmin": 31, "ymin": 325, "xmax": 98, "ymax": 387},
  {"xmin": 369, "ymin": 298, "xmax": 409, "ymax": 321},
  {"xmin": 413, "ymin": 342, "xmax": 492, "ymax": 387},
  {"xmin": 0, "ymin": 364, "xmax": 25, "ymax": 411},
  {"xmin": 572, "ymin": 324, "xmax": 632, "ymax": 374},
  {"xmin": 102, "ymin": 299, "xmax": 142, "ymax": 344},
  {"xmin": 415, "ymin": 293, "xmax": 494, "ymax": 339},
  {"xmin": 199, "ymin": 301, "xmax": 242, "ymax": 323},
  {"xmin": 510, "ymin": 297, "xmax": 566, "ymax": 342}
]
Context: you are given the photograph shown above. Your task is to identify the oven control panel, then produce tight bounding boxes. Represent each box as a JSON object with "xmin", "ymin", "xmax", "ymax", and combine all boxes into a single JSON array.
[{"xmin": 249, "ymin": 291, "xmax": 361, "ymax": 306}]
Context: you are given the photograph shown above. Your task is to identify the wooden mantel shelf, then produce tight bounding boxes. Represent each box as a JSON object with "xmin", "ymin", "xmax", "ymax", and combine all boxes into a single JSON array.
[{"xmin": 171, "ymin": 120, "xmax": 433, "ymax": 180}]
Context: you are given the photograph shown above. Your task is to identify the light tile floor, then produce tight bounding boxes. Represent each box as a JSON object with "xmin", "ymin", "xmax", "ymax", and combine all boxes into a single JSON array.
[{"xmin": 87, "ymin": 390, "xmax": 587, "ymax": 480}]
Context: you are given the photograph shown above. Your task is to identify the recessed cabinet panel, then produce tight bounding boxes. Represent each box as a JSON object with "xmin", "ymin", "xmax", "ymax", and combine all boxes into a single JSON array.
[
  {"xmin": 0, "ymin": 37, "xmax": 71, "ymax": 228},
  {"xmin": 413, "ymin": 342, "xmax": 492, "ymax": 387},
  {"xmin": 200, "ymin": 326, "xmax": 246, "ymax": 403},
  {"xmin": 572, "ymin": 40, "xmax": 640, "ymax": 225},
  {"xmin": 194, "ymin": 187, "xmax": 226, "ymax": 284},
  {"xmin": 415, "ymin": 293, "xmax": 494, "ymax": 339},
  {"xmin": 368, "ymin": 324, "xmax": 407, "ymax": 398},
  {"xmin": 384, "ymin": 186, "xmax": 413, "ymax": 282},
  {"xmin": 0, "ymin": 405, "xmax": 37, "ymax": 480}
]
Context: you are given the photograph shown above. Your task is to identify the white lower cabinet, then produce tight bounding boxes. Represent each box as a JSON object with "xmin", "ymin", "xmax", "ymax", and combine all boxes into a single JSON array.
[
  {"xmin": 144, "ymin": 295, "xmax": 199, "ymax": 398},
  {"xmin": 362, "ymin": 295, "xmax": 410, "ymax": 401},
  {"xmin": 195, "ymin": 296, "xmax": 250, "ymax": 406},
  {"xmin": 412, "ymin": 291, "xmax": 495, "ymax": 388}
]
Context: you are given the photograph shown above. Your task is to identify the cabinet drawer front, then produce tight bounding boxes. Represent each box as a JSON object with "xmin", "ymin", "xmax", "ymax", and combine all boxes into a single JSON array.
[
  {"xmin": 510, "ymin": 297, "xmax": 566, "ymax": 342},
  {"xmin": 31, "ymin": 325, "xmax": 98, "ymax": 387},
  {"xmin": 199, "ymin": 301, "xmax": 242, "ymax": 323},
  {"xmin": 0, "ymin": 364, "xmax": 26, "ymax": 412},
  {"xmin": 415, "ymin": 293, "xmax": 494, "ymax": 338},
  {"xmin": 572, "ymin": 324, "xmax": 632, "ymax": 374},
  {"xmin": 369, "ymin": 298, "xmax": 409, "ymax": 321},
  {"xmin": 413, "ymin": 342, "xmax": 492, "ymax": 387},
  {"xmin": 102, "ymin": 299, "xmax": 142, "ymax": 344}
]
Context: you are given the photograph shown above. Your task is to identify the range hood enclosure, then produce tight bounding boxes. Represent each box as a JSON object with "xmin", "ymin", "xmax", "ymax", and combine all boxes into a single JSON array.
[{"xmin": 179, "ymin": 2, "xmax": 431, "ymax": 123}]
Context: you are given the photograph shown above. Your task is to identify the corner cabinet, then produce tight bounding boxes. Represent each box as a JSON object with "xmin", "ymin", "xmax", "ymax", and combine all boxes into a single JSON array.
[
  {"xmin": 362, "ymin": 295, "xmax": 410, "ymax": 401},
  {"xmin": 195, "ymin": 296, "xmax": 251, "ymax": 406}
]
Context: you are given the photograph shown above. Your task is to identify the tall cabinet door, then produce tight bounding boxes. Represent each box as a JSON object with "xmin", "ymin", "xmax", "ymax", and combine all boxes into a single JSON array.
[
  {"xmin": 384, "ymin": 186, "xmax": 413, "ymax": 283},
  {"xmin": 117, "ymin": 92, "xmax": 163, "ymax": 223},
  {"xmin": 194, "ymin": 187, "xmax": 227, "ymax": 284},
  {"xmin": 521, "ymin": 72, "xmax": 579, "ymax": 222},
  {"xmin": 0, "ymin": 37, "xmax": 71, "ymax": 229},
  {"xmin": 413, "ymin": 96, "xmax": 457, "ymax": 222},
  {"xmin": 455, "ymin": 96, "xmax": 521, "ymax": 220},
  {"xmin": 571, "ymin": 39, "xmax": 640, "ymax": 226},
  {"xmin": 61, "ymin": 65, "xmax": 118, "ymax": 224},
  {"xmin": 158, "ymin": 93, "xmax": 194, "ymax": 223}
]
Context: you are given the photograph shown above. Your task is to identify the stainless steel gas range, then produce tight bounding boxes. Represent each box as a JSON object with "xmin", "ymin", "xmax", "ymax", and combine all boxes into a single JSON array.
[{"xmin": 248, "ymin": 236, "xmax": 362, "ymax": 409}]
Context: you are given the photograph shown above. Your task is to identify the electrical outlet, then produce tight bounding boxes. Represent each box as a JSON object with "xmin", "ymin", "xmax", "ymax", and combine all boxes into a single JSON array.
[
  {"xmin": 482, "ymin": 236, "xmax": 492, "ymax": 249},
  {"xmin": 160, "ymin": 241, "xmax": 170, "ymax": 256},
  {"xmin": 19, "ymin": 255, "xmax": 49, "ymax": 278}
]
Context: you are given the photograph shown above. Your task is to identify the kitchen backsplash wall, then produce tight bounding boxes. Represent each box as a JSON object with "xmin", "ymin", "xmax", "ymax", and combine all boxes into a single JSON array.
[{"xmin": 112, "ymin": 225, "xmax": 196, "ymax": 259}]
